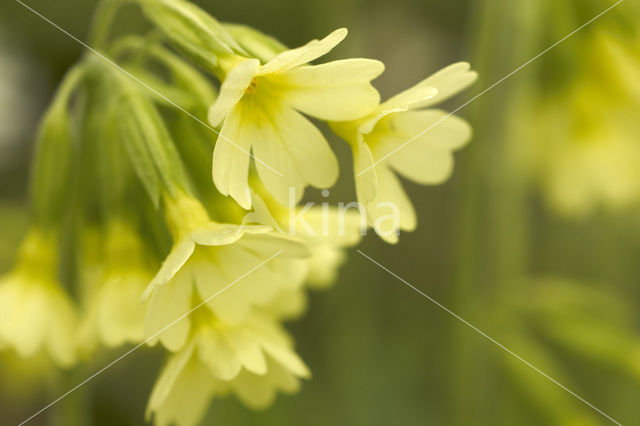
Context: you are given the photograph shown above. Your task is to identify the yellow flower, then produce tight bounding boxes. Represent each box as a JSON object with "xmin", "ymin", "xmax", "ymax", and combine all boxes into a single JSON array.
[
  {"xmin": 330, "ymin": 63, "xmax": 476, "ymax": 243},
  {"xmin": 208, "ymin": 28, "xmax": 384, "ymax": 209},
  {"xmin": 143, "ymin": 192, "xmax": 309, "ymax": 351},
  {"xmin": 78, "ymin": 222, "xmax": 155, "ymax": 350},
  {"xmin": 0, "ymin": 230, "xmax": 77, "ymax": 367},
  {"xmin": 146, "ymin": 310, "xmax": 309, "ymax": 426},
  {"xmin": 530, "ymin": 31, "xmax": 640, "ymax": 216}
]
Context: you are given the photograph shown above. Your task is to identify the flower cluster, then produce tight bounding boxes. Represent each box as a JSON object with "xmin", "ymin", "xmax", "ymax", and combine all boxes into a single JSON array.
[{"xmin": 0, "ymin": 0, "xmax": 475, "ymax": 425}]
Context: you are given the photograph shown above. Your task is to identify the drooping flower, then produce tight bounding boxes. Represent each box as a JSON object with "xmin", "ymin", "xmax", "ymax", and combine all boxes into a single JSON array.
[
  {"xmin": 0, "ymin": 230, "xmax": 77, "ymax": 367},
  {"xmin": 78, "ymin": 222, "xmax": 155, "ymax": 351},
  {"xmin": 146, "ymin": 309, "xmax": 309, "ymax": 426},
  {"xmin": 143, "ymin": 191, "xmax": 309, "ymax": 352},
  {"xmin": 529, "ymin": 31, "xmax": 640, "ymax": 216},
  {"xmin": 207, "ymin": 28, "xmax": 384, "ymax": 209},
  {"xmin": 330, "ymin": 63, "xmax": 477, "ymax": 243}
]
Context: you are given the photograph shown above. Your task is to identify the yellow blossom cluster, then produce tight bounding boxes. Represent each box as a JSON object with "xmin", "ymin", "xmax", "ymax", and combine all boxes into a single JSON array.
[{"xmin": 0, "ymin": 0, "xmax": 475, "ymax": 424}]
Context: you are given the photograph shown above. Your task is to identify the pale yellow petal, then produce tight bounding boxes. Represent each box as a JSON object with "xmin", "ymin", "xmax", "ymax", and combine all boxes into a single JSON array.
[
  {"xmin": 355, "ymin": 85, "xmax": 437, "ymax": 137},
  {"xmin": 142, "ymin": 238, "xmax": 195, "ymax": 300},
  {"xmin": 375, "ymin": 87, "xmax": 438, "ymax": 115},
  {"xmin": 263, "ymin": 290, "xmax": 307, "ymax": 319},
  {"xmin": 191, "ymin": 245, "xmax": 273, "ymax": 318},
  {"xmin": 45, "ymin": 285, "xmax": 78, "ymax": 367},
  {"xmin": 277, "ymin": 59, "xmax": 383, "ymax": 121},
  {"xmin": 0, "ymin": 278, "xmax": 46, "ymax": 358},
  {"xmin": 354, "ymin": 138, "xmax": 378, "ymax": 205},
  {"xmin": 196, "ymin": 329, "xmax": 242, "ymax": 381},
  {"xmin": 366, "ymin": 164, "xmax": 416, "ymax": 242},
  {"xmin": 97, "ymin": 274, "xmax": 147, "ymax": 347},
  {"xmin": 259, "ymin": 28, "xmax": 347, "ymax": 75},
  {"xmin": 247, "ymin": 316, "xmax": 309, "ymax": 379},
  {"xmin": 264, "ymin": 357, "xmax": 302, "ymax": 394},
  {"xmin": 291, "ymin": 206, "xmax": 363, "ymax": 246},
  {"xmin": 237, "ymin": 232, "xmax": 310, "ymax": 258},
  {"xmin": 147, "ymin": 343, "xmax": 195, "ymax": 415},
  {"xmin": 266, "ymin": 257, "xmax": 308, "ymax": 292},
  {"xmin": 375, "ymin": 110, "xmax": 472, "ymax": 184},
  {"xmin": 260, "ymin": 340, "xmax": 310, "ymax": 378},
  {"xmin": 242, "ymin": 191, "xmax": 284, "ymax": 230},
  {"xmin": 144, "ymin": 270, "xmax": 192, "ymax": 352},
  {"xmin": 249, "ymin": 107, "xmax": 306, "ymax": 206},
  {"xmin": 212, "ymin": 103, "xmax": 253, "ymax": 209},
  {"xmin": 199, "ymin": 246, "xmax": 271, "ymax": 323},
  {"xmin": 225, "ymin": 327, "xmax": 267, "ymax": 375},
  {"xmin": 383, "ymin": 62, "xmax": 477, "ymax": 111},
  {"xmin": 148, "ymin": 348, "xmax": 216, "ymax": 426},
  {"xmin": 190, "ymin": 223, "xmax": 270, "ymax": 246},
  {"xmin": 252, "ymin": 106, "xmax": 338, "ymax": 205},
  {"xmin": 305, "ymin": 245, "xmax": 347, "ymax": 289},
  {"xmin": 231, "ymin": 369, "xmax": 277, "ymax": 409},
  {"xmin": 196, "ymin": 247, "xmax": 257, "ymax": 323},
  {"xmin": 0, "ymin": 276, "xmax": 77, "ymax": 366},
  {"xmin": 230, "ymin": 357, "xmax": 301, "ymax": 409},
  {"xmin": 207, "ymin": 58, "xmax": 259, "ymax": 126}
]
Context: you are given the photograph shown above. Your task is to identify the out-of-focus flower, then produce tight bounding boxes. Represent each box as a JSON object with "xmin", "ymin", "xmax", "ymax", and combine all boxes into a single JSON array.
[
  {"xmin": 146, "ymin": 309, "xmax": 309, "ymax": 426},
  {"xmin": 0, "ymin": 230, "xmax": 77, "ymax": 367},
  {"xmin": 207, "ymin": 29, "xmax": 384, "ymax": 209},
  {"xmin": 143, "ymin": 191, "xmax": 309, "ymax": 351},
  {"xmin": 78, "ymin": 222, "xmax": 155, "ymax": 351},
  {"xmin": 530, "ymin": 31, "xmax": 640, "ymax": 216},
  {"xmin": 330, "ymin": 63, "xmax": 476, "ymax": 243}
]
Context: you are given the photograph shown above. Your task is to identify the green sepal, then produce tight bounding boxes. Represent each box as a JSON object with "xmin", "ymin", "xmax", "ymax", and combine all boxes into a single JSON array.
[
  {"xmin": 111, "ymin": 36, "xmax": 217, "ymax": 114},
  {"xmin": 94, "ymin": 92, "xmax": 133, "ymax": 215},
  {"xmin": 30, "ymin": 66, "xmax": 85, "ymax": 229},
  {"xmin": 117, "ymin": 87, "xmax": 190, "ymax": 207},
  {"xmin": 138, "ymin": 0, "xmax": 247, "ymax": 70},
  {"xmin": 223, "ymin": 23, "xmax": 288, "ymax": 63}
]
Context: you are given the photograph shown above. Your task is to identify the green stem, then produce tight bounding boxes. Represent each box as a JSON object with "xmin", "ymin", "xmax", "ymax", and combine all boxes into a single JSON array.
[
  {"xmin": 47, "ymin": 369, "xmax": 93, "ymax": 426},
  {"xmin": 87, "ymin": 0, "xmax": 129, "ymax": 49},
  {"xmin": 450, "ymin": 0, "xmax": 541, "ymax": 424}
]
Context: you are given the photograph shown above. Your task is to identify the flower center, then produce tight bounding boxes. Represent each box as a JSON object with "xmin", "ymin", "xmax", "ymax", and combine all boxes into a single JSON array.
[{"xmin": 245, "ymin": 77, "xmax": 259, "ymax": 95}]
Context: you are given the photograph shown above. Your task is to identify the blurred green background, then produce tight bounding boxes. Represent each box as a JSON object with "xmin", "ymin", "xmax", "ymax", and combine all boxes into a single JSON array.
[{"xmin": 2, "ymin": 0, "xmax": 640, "ymax": 425}]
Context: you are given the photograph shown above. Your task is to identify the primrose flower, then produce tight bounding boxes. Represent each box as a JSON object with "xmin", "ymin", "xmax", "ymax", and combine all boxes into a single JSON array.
[
  {"xmin": 79, "ymin": 222, "xmax": 155, "ymax": 350},
  {"xmin": 143, "ymin": 192, "xmax": 309, "ymax": 352},
  {"xmin": 530, "ymin": 31, "xmax": 640, "ymax": 216},
  {"xmin": 208, "ymin": 28, "xmax": 384, "ymax": 209},
  {"xmin": 330, "ymin": 63, "xmax": 477, "ymax": 243},
  {"xmin": 0, "ymin": 230, "xmax": 77, "ymax": 367},
  {"xmin": 146, "ymin": 310, "xmax": 309, "ymax": 426}
]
